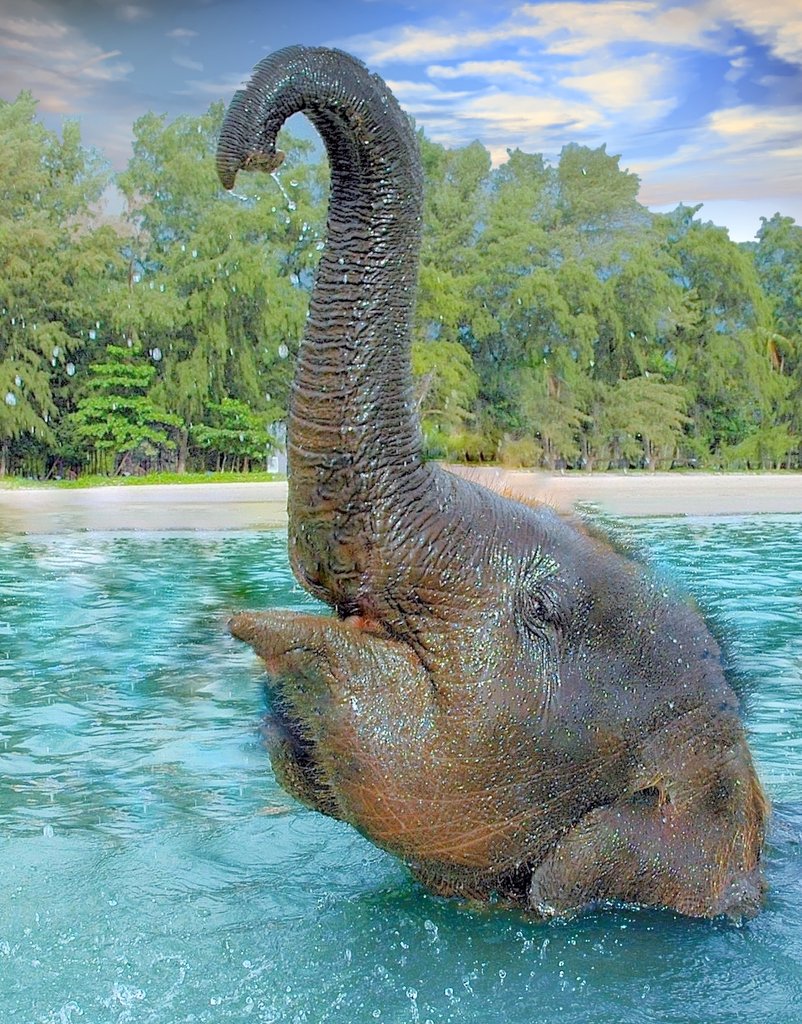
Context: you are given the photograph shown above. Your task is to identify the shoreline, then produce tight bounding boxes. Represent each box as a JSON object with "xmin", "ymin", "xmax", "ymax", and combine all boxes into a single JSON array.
[{"xmin": 1, "ymin": 471, "xmax": 801, "ymax": 534}]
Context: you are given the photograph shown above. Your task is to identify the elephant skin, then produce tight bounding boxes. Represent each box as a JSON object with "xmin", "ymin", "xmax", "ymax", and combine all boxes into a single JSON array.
[{"xmin": 218, "ymin": 45, "xmax": 767, "ymax": 919}]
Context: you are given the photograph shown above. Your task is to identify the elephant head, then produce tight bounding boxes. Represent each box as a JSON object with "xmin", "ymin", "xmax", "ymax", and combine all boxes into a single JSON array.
[{"xmin": 218, "ymin": 46, "xmax": 767, "ymax": 919}]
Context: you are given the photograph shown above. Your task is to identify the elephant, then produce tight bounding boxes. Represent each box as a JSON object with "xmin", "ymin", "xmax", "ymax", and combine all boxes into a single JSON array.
[{"xmin": 216, "ymin": 45, "xmax": 767, "ymax": 919}]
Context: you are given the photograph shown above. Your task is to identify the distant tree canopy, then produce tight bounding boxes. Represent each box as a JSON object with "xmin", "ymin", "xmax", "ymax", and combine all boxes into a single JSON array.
[{"xmin": 1, "ymin": 91, "xmax": 801, "ymax": 477}]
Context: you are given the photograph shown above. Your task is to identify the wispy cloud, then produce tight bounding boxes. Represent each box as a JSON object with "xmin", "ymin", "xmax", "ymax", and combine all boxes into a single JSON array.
[
  {"xmin": 172, "ymin": 53, "xmax": 204, "ymax": 72},
  {"xmin": 343, "ymin": 2, "xmax": 723, "ymax": 66},
  {"xmin": 116, "ymin": 4, "xmax": 151, "ymax": 23},
  {"xmin": 340, "ymin": 0, "xmax": 802, "ymax": 205},
  {"xmin": 515, "ymin": 1, "xmax": 723, "ymax": 56},
  {"xmin": 558, "ymin": 54, "xmax": 678, "ymax": 118},
  {"xmin": 0, "ymin": 3, "xmax": 132, "ymax": 114},
  {"xmin": 635, "ymin": 102, "xmax": 802, "ymax": 204},
  {"xmin": 176, "ymin": 72, "xmax": 250, "ymax": 98},
  {"xmin": 167, "ymin": 27, "xmax": 198, "ymax": 41},
  {"xmin": 428, "ymin": 60, "xmax": 542, "ymax": 84},
  {"xmin": 714, "ymin": 0, "xmax": 802, "ymax": 67}
]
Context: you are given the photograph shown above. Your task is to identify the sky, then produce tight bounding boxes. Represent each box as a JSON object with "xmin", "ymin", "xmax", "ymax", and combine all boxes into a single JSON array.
[{"xmin": 1, "ymin": 0, "xmax": 801, "ymax": 241}]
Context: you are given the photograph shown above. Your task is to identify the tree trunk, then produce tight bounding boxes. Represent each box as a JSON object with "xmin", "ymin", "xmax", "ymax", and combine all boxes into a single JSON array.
[
  {"xmin": 0, "ymin": 439, "xmax": 8, "ymax": 478},
  {"xmin": 177, "ymin": 428, "xmax": 188, "ymax": 474}
]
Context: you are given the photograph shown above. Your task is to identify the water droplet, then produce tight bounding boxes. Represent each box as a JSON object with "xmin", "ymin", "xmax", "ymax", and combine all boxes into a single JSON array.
[
  {"xmin": 151, "ymin": 348, "xmax": 162, "ymax": 362},
  {"xmin": 278, "ymin": 343, "xmax": 289, "ymax": 359},
  {"xmin": 89, "ymin": 328, "xmax": 97, "ymax": 340},
  {"xmin": 66, "ymin": 363, "xmax": 76, "ymax": 377},
  {"xmin": 14, "ymin": 375, "xmax": 22, "ymax": 387},
  {"xmin": 270, "ymin": 171, "xmax": 297, "ymax": 211}
]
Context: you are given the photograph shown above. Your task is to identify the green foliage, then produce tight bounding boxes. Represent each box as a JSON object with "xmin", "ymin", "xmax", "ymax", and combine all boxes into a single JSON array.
[
  {"xmin": 2, "ymin": 93, "xmax": 801, "ymax": 477},
  {"xmin": 118, "ymin": 105, "xmax": 319, "ymax": 471},
  {"xmin": 71, "ymin": 342, "xmax": 180, "ymax": 472},
  {"xmin": 412, "ymin": 338, "xmax": 479, "ymax": 433},
  {"xmin": 0, "ymin": 91, "xmax": 117, "ymax": 474},
  {"xmin": 594, "ymin": 375, "xmax": 691, "ymax": 470},
  {"xmin": 191, "ymin": 397, "xmax": 273, "ymax": 470}
]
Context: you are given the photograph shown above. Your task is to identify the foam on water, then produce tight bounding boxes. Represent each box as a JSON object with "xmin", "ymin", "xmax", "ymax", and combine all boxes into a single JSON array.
[{"xmin": 1, "ymin": 521, "xmax": 800, "ymax": 1023}]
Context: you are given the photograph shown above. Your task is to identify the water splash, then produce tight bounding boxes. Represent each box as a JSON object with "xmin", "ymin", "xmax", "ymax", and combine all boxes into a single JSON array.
[{"xmin": 270, "ymin": 172, "xmax": 297, "ymax": 212}]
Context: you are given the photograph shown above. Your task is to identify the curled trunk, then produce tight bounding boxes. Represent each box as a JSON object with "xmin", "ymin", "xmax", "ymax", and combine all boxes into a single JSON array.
[{"xmin": 217, "ymin": 46, "xmax": 433, "ymax": 612}]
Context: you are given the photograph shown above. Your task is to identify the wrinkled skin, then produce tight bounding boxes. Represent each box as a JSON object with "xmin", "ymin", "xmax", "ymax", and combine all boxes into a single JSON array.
[{"xmin": 218, "ymin": 46, "xmax": 767, "ymax": 919}]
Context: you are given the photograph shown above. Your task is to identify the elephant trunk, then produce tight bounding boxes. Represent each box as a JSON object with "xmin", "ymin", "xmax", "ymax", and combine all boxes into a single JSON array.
[{"xmin": 217, "ymin": 46, "xmax": 432, "ymax": 613}]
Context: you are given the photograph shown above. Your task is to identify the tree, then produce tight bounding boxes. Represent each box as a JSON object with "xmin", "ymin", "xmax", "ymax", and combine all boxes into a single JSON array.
[
  {"xmin": 517, "ymin": 365, "xmax": 588, "ymax": 469},
  {"xmin": 556, "ymin": 143, "xmax": 648, "ymax": 250},
  {"xmin": 71, "ymin": 342, "xmax": 179, "ymax": 473},
  {"xmin": 656, "ymin": 211, "xmax": 786, "ymax": 461},
  {"xmin": 411, "ymin": 337, "xmax": 480, "ymax": 457},
  {"xmin": 595, "ymin": 375, "xmax": 691, "ymax": 470},
  {"xmin": 191, "ymin": 397, "xmax": 273, "ymax": 471},
  {"xmin": 118, "ymin": 104, "xmax": 323, "ymax": 471},
  {"xmin": 750, "ymin": 214, "xmax": 802, "ymax": 465},
  {"xmin": 0, "ymin": 92, "xmax": 118, "ymax": 475}
]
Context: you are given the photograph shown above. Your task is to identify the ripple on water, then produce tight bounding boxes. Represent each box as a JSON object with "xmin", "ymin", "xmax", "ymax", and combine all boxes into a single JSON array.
[{"xmin": 0, "ymin": 522, "xmax": 800, "ymax": 1024}]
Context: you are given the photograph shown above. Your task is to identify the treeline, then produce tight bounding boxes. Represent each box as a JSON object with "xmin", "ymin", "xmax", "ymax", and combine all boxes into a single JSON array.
[{"xmin": 1, "ymin": 91, "xmax": 801, "ymax": 478}]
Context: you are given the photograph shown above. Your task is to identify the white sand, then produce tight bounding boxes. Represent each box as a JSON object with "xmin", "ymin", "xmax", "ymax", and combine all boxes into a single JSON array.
[{"xmin": 0, "ymin": 471, "xmax": 800, "ymax": 534}]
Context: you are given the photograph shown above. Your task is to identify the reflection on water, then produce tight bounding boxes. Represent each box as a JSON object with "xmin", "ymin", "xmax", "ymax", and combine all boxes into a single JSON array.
[{"xmin": 0, "ymin": 521, "xmax": 800, "ymax": 1023}]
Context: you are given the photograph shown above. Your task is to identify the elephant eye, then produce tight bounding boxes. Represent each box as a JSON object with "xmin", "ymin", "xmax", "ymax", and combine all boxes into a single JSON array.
[{"xmin": 515, "ymin": 585, "xmax": 562, "ymax": 639}]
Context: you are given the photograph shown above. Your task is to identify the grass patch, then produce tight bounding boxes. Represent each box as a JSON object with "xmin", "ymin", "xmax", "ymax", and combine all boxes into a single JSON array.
[{"xmin": 0, "ymin": 471, "xmax": 284, "ymax": 490}]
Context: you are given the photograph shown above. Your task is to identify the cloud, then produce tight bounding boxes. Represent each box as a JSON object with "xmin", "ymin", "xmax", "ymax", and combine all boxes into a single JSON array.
[
  {"xmin": 558, "ymin": 54, "xmax": 678, "ymax": 118},
  {"xmin": 172, "ymin": 54, "xmax": 203, "ymax": 72},
  {"xmin": 428, "ymin": 60, "xmax": 542, "ymax": 83},
  {"xmin": 385, "ymin": 80, "xmax": 471, "ymax": 103},
  {"xmin": 712, "ymin": 0, "xmax": 802, "ymax": 67},
  {"xmin": 386, "ymin": 77, "xmax": 606, "ymax": 163},
  {"xmin": 166, "ymin": 27, "xmax": 198, "ymax": 41},
  {"xmin": 465, "ymin": 91, "xmax": 604, "ymax": 139},
  {"xmin": 176, "ymin": 72, "xmax": 250, "ymax": 98},
  {"xmin": 349, "ymin": 24, "xmax": 510, "ymax": 65},
  {"xmin": 116, "ymin": 4, "xmax": 150, "ymax": 23},
  {"xmin": 0, "ymin": 3, "xmax": 132, "ymax": 114},
  {"xmin": 634, "ymin": 102, "xmax": 802, "ymax": 204},
  {"xmin": 707, "ymin": 104, "xmax": 802, "ymax": 149},
  {"xmin": 515, "ymin": 1, "xmax": 723, "ymax": 56},
  {"xmin": 343, "ymin": 2, "xmax": 725, "ymax": 66},
  {"xmin": 338, "ymin": 0, "xmax": 802, "ymax": 206}
]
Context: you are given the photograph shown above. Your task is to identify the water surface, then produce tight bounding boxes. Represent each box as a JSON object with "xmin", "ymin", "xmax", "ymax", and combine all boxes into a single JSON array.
[{"xmin": 1, "ymin": 520, "xmax": 800, "ymax": 1023}]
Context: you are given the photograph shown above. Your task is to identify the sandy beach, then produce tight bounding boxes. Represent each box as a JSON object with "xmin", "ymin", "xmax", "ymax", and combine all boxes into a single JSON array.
[{"xmin": 0, "ymin": 470, "xmax": 800, "ymax": 534}]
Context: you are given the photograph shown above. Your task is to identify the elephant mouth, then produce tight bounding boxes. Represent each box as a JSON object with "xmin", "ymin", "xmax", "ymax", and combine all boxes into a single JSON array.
[{"xmin": 259, "ymin": 686, "xmax": 339, "ymax": 816}]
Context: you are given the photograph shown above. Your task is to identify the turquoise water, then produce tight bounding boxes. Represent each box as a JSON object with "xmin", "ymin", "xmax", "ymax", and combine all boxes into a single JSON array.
[{"xmin": 1, "ymin": 519, "xmax": 800, "ymax": 1023}]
